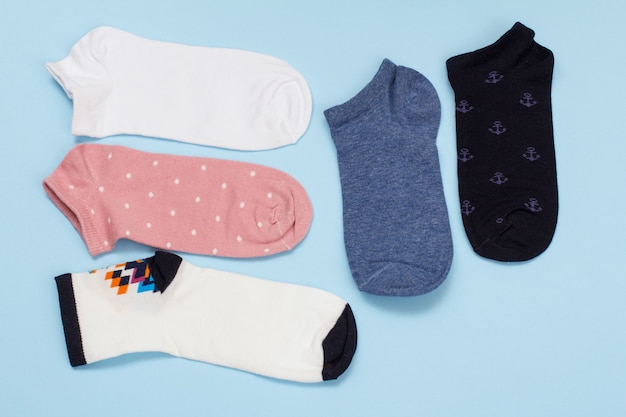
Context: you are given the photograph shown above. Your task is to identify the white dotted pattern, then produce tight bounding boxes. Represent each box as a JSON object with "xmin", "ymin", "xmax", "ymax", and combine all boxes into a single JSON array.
[{"xmin": 77, "ymin": 149, "xmax": 302, "ymax": 258}]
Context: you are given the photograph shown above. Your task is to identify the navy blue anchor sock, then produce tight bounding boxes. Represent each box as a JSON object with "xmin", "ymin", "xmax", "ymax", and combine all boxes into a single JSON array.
[
  {"xmin": 324, "ymin": 59, "xmax": 453, "ymax": 296},
  {"xmin": 446, "ymin": 22, "xmax": 558, "ymax": 262}
]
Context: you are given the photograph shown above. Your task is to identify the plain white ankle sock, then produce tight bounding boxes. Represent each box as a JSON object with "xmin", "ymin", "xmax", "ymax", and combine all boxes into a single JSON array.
[
  {"xmin": 54, "ymin": 252, "xmax": 357, "ymax": 382},
  {"xmin": 46, "ymin": 27, "xmax": 312, "ymax": 150}
]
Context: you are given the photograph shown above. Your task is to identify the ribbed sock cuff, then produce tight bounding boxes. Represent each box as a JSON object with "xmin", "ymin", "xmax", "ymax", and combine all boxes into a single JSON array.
[
  {"xmin": 323, "ymin": 58, "xmax": 397, "ymax": 129},
  {"xmin": 54, "ymin": 274, "xmax": 87, "ymax": 367},
  {"xmin": 43, "ymin": 148, "xmax": 108, "ymax": 256},
  {"xmin": 446, "ymin": 22, "xmax": 536, "ymax": 76}
]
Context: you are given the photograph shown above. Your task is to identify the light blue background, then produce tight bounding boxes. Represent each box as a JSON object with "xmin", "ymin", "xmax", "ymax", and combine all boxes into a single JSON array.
[{"xmin": 1, "ymin": 1, "xmax": 625, "ymax": 416}]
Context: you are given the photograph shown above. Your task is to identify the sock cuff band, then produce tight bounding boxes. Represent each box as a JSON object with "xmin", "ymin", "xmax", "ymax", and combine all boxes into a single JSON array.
[
  {"xmin": 43, "ymin": 146, "xmax": 109, "ymax": 256},
  {"xmin": 446, "ymin": 22, "xmax": 536, "ymax": 74},
  {"xmin": 54, "ymin": 274, "xmax": 86, "ymax": 367},
  {"xmin": 323, "ymin": 58, "xmax": 397, "ymax": 129},
  {"xmin": 43, "ymin": 166, "xmax": 105, "ymax": 256}
]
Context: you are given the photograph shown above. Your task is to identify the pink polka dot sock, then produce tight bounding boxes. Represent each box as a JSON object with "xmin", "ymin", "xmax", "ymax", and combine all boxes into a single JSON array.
[{"xmin": 43, "ymin": 144, "xmax": 313, "ymax": 257}]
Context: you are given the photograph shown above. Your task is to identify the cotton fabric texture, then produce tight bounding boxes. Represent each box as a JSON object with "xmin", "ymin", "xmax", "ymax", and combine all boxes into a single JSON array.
[
  {"xmin": 46, "ymin": 26, "xmax": 312, "ymax": 150},
  {"xmin": 43, "ymin": 144, "xmax": 312, "ymax": 257},
  {"xmin": 447, "ymin": 22, "xmax": 558, "ymax": 261},
  {"xmin": 55, "ymin": 251, "xmax": 357, "ymax": 382},
  {"xmin": 324, "ymin": 59, "xmax": 453, "ymax": 296}
]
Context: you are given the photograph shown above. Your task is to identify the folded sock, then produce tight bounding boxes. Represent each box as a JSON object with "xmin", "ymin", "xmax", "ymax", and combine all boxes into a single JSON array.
[
  {"xmin": 324, "ymin": 59, "xmax": 453, "ymax": 296},
  {"xmin": 446, "ymin": 22, "xmax": 558, "ymax": 261},
  {"xmin": 43, "ymin": 144, "xmax": 312, "ymax": 257},
  {"xmin": 46, "ymin": 26, "xmax": 312, "ymax": 150},
  {"xmin": 54, "ymin": 251, "xmax": 357, "ymax": 382}
]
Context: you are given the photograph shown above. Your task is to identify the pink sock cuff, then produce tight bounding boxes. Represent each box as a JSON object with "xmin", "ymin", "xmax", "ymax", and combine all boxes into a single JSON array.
[{"xmin": 43, "ymin": 147, "xmax": 111, "ymax": 256}]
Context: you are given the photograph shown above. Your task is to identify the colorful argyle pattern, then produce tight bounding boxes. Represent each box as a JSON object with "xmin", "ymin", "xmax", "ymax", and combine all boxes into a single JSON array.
[{"xmin": 92, "ymin": 259, "xmax": 156, "ymax": 295}]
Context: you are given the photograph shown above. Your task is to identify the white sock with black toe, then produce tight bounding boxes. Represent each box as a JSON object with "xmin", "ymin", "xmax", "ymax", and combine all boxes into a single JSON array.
[{"xmin": 54, "ymin": 251, "xmax": 357, "ymax": 382}]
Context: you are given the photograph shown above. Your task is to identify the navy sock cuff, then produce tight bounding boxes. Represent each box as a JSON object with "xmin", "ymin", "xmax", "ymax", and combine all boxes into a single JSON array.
[
  {"xmin": 446, "ymin": 22, "xmax": 536, "ymax": 77},
  {"xmin": 54, "ymin": 273, "xmax": 86, "ymax": 367}
]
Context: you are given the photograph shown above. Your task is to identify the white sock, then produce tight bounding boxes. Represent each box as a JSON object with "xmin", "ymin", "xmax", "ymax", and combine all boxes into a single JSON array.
[
  {"xmin": 54, "ymin": 252, "xmax": 357, "ymax": 382},
  {"xmin": 46, "ymin": 27, "xmax": 312, "ymax": 150}
]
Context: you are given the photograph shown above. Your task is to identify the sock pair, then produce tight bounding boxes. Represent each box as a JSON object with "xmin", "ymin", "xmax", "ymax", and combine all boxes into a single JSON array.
[
  {"xmin": 43, "ymin": 144, "xmax": 312, "ymax": 257},
  {"xmin": 324, "ymin": 23, "xmax": 558, "ymax": 296},
  {"xmin": 55, "ymin": 251, "xmax": 356, "ymax": 382},
  {"xmin": 46, "ymin": 26, "xmax": 312, "ymax": 150},
  {"xmin": 325, "ymin": 59, "xmax": 453, "ymax": 296},
  {"xmin": 447, "ymin": 22, "xmax": 558, "ymax": 261}
]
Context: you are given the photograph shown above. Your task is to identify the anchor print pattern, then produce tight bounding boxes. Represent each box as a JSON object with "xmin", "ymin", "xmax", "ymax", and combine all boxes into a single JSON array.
[
  {"xmin": 524, "ymin": 198, "xmax": 543, "ymax": 213},
  {"xmin": 458, "ymin": 148, "xmax": 474, "ymax": 162},
  {"xmin": 490, "ymin": 172, "xmax": 509, "ymax": 185},
  {"xmin": 488, "ymin": 121, "xmax": 506, "ymax": 135},
  {"xmin": 520, "ymin": 92, "xmax": 537, "ymax": 108},
  {"xmin": 523, "ymin": 147, "xmax": 541, "ymax": 161},
  {"xmin": 447, "ymin": 24, "xmax": 560, "ymax": 262},
  {"xmin": 456, "ymin": 69, "xmax": 549, "ymax": 224},
  {"xmin": 485, "ymin": 71, "xmax": 504, "ymax": 84},
  {"xmin": 456, "ymin": 100, "xmax": 474, "ymax": 113},
  {"xmin": 461, "ymin": 200, "xmax": 475, "ymax": 216}
]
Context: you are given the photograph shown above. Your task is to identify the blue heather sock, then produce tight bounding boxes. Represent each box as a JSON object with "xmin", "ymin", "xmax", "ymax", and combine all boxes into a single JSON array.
[{"xmin": 324, "ymin": 59, "xmax": 453, "ymax": 296}]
